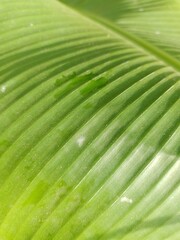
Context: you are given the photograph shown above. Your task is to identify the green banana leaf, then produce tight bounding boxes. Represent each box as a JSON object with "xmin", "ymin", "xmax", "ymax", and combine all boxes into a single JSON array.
[{"xmin": 0, "ymin": 0, "xmax": 179, "ymax": 239}]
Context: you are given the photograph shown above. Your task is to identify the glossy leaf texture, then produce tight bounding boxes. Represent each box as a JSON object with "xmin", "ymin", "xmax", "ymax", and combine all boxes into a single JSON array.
[{"xmin": 0, "ymin": 0, "xmax": 179, "ymax": 239}]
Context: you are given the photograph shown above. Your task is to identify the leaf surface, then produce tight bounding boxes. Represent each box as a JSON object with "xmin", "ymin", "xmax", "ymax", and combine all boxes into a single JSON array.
[{"xmin": 0, "ymin": 0, "xmax": 179, "ymax": 239}]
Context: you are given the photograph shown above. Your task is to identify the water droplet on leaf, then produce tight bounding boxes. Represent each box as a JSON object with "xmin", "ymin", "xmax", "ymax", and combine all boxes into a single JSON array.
[
  {"xmin": 120, "ymin": 196, "xmax": 133, "ymax": 204},
  {"xmin": 76, "ymin": 136, "xmax": 85, "ymax": 147},
  {"xmin": 1, "ymin": 85, "xmax": 6, "ymax": 93}
]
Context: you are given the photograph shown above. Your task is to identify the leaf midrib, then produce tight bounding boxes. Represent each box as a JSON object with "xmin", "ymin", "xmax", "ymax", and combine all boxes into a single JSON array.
[{"xmin": 58, "ymin": 0, "xmax": 180, "ymax": 74}]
